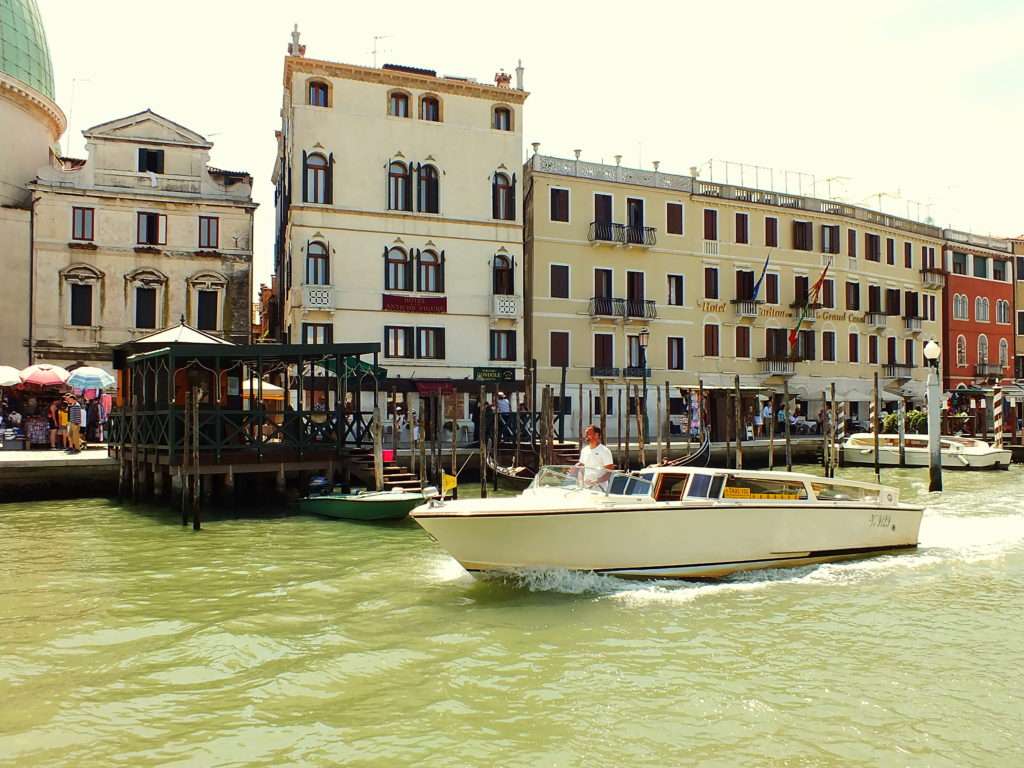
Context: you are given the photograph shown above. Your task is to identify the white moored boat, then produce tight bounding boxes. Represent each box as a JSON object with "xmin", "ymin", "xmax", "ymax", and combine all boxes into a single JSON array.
[
  {"xmin": 411, "ymin": 466, "xmax": 923, "ymax": 579},
  {"xmin": 841, "ymin": 433, "xmax": 1011, "ymax": 470}
]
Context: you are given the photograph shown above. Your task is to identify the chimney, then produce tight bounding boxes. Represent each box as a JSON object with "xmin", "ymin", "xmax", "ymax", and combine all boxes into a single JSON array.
[
  {"xmin": 515, "ymin": 59, "xmax": 524, "ymax": 90},
  {"xmin": 573, "ymin": 149, "xmax": 581, "ymax": 160},
  {"xmin": 652, "ymin": 160, "xmax": 660, "ymax": 172},
  {"xmin": 614, "ymin": 155, "xmax": 622, "ymax": 166},
  {"xmin": 531, "ymin": 142, "xmax": 541, "ymax": 155},
  {"xmin": 494, "ymin": 69, "xmax": 512, "ymax": 88},
  {"xmin": 287, "ymin": 24, "xmax": 306, "ymax": 57}
]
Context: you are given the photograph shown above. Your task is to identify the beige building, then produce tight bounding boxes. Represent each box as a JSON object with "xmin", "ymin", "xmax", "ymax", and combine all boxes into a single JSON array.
[
  {"xmin": 524, "ymin": 153, "xmax": 945, "ymax": 440},
  {"xmin": 0, "ymin": 0, "xmax": 66, "ymax": 365},
  {"xmin": 28, "ymin": 110, "xmax": 257, "ymax": 366},
  {"xmin": 1011, "ymin": 237, "xmax": 1024, "ymax": 380},
  {"xmin": 273, "ymin": 30, "xmax": 526, "ymax": 421}
]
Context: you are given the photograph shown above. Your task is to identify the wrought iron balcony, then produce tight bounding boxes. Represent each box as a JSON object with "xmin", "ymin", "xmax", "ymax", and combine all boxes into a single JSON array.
[
  {"xmin": 589, "ymin": 296, "xmax": 622, "ymax": 317},
  {"xmin": 903, "ymin": 316, "xmax": 922, "ymax": 333},
  {"xmin": 624, "ymin": 225, "xmax": 657, "ymax": 247},
  {"xmin": 624, "ymin": 298, "xmax": 657, "ymax": 320},
  {"xmin": 731, "ymin": 298, "xmax": 762, "ymax": 318},
  {"xmin": 590, "ymin": 366, "xmax": 620, "ymax": 378},
  {"xmin": 865, "ymin": 311, "xmax": 888, "ymax": 328},
  {"xmin": 975, "ymin": 362, "xmax": 1004, "ymax": 378},
  {"xmin": 758, "ymin": 356, "xmax": 796, "ymax": 377},
  {"xmin": 920, "ymin": 267, "xmax": 946, "ymax": 289},
  {"xmin": 588, "ymin": 221, "xmax": 624, "ymax": 244},
  {"xmin": 623, "ymin": 366, "xmax": 651, "ymax": 378},
  {"xmin": 491, "ymin": 293, "xmax": 522, "ymax": 319},
  {"xmin": 882, "ymin": 362, "xmax": 915, "ymax": 380}
]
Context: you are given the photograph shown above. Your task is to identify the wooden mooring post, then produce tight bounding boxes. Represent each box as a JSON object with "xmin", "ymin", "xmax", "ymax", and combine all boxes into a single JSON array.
[
  {"xmin": 783, "ymin": 377, "xmax": 793, "ymax": 472},
  {"xmin": 478, "ymin": 385, "xmax": 487, "ymax": 499},
  {"xmin": 734, "ymin": 375, "xmax": 744, "ymax": 470}
]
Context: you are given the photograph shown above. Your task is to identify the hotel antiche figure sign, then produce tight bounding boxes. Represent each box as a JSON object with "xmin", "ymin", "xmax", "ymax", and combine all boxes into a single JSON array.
[{"xmin": 382, "ymin": 294, "xmax": 447, "ymax": 313}]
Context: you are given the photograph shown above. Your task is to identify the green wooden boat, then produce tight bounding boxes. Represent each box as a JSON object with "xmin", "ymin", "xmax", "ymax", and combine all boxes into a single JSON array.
[{"xmin": 300, "ymin": 489, "xmax": 430, "ymax": 522}]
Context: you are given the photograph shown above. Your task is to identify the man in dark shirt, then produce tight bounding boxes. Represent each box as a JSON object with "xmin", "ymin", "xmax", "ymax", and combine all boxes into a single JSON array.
[{"xmin": 66, "ymin": 396, "xmax": 83, "ymax": 453}]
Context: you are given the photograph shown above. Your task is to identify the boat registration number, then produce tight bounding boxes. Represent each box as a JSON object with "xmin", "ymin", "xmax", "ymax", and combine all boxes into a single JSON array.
[{"xmin": 869, "ymin": 513, "xmax": 893, "ymax": 528}]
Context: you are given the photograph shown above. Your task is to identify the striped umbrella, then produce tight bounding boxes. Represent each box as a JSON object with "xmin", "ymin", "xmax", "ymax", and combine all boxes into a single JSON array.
[
  {"xmin": 0, "ymin": 365, "xmax": 21, "ymax": 387},
  {"xmin": 19, "ymin": 363, "xmax": 71, "ymax": 387},
  {"xmin": 67, "ymin": 366, "xmax": 116, "ymax": 391}
]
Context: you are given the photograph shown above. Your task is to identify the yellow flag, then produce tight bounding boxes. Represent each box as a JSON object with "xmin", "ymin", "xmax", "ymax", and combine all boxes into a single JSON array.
[{"xmin": 441, "ymin": 472, "xmax": 458, "ymax": 494}]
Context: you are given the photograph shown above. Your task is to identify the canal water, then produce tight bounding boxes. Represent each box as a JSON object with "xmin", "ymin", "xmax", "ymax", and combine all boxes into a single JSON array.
[{"xmin": 1, "ymin": 466, "xmax": 1022, "ymax": 767}]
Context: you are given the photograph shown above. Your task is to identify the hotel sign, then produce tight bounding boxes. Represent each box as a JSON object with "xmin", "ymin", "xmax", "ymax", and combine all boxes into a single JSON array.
[{"xmin": 382, "ymin": 294, "xmax": 447, "ymax": 313}]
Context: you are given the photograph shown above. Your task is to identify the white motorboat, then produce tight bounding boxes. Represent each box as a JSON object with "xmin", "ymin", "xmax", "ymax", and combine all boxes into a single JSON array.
[
  {"xmin": 841, "ymin": 433, "xmax": 1011, "ymax": 470},
  {"xmin": 411, "ymin": 466, "xmax": 923, "ymax": 579}
]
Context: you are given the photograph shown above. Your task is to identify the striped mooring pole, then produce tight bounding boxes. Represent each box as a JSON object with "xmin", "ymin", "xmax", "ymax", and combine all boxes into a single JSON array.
[
  {"xmin": 994, "ymin": 384, "xmax": 1003, "ymax": 449},
  {"xmin": 836, "ymin": 401, "xmax": 847, "ymax": 467}
]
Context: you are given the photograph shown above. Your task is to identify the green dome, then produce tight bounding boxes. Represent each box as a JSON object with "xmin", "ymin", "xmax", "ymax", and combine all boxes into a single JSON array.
[{"xmin": 0, "ymin": 0, "xmax": 54, "ymax": 101}]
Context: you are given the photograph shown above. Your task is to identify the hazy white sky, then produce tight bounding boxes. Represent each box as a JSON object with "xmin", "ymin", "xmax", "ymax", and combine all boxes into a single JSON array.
[{"xmin": 40, "ymin": 0, "xmax": 1024, "ymax": 285}]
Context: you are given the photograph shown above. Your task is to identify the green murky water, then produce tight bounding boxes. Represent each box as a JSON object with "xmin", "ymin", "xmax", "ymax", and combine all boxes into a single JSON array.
[{"xmin": 1, "ymin": 466, "xmax": 1023, "ymax": 767}]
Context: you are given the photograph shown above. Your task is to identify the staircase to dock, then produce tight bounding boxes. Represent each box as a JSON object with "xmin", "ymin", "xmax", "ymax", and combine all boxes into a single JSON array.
[{"xmin": 347, "ymin": 450, "xmax": 422, "ymax": 491}]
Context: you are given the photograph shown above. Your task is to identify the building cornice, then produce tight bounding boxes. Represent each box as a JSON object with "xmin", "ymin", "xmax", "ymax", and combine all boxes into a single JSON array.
[
  {"xmin": 284, "ymin": 56, "xmax": 529, "ymax": 104},
  {"xmin": 0, "ymin": 71, "xmax": 66, "ymax": 140},
  {"xmin": 27, "ymin": 182, "xmax": 259, "ymax": 210}
]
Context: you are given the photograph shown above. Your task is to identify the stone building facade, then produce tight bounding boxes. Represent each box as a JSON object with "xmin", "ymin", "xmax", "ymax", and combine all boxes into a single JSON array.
[{"xmin": 28, "ymin": 110, "xmax": 256, "ymax": 366}]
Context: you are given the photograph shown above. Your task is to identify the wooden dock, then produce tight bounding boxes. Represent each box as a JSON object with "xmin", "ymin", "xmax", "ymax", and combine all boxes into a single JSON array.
[{"xmin": 0, "ymin": 446, "xmax": 118, "ymax": 501}]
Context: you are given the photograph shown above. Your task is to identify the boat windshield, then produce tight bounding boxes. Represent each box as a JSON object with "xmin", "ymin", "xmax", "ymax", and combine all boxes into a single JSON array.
[
  {"xmin": 810, "ymin": 482, "xmax": 880, "ymax": 502},
  {"xmin": 722, "ymin": 475, "xmax": 808, "ymax": 500},
  {"xmin": 531, "ymin": 466, "xmax": 584, "ymax": 490},
  {"xmin": 606, "ymin": 472, "xmax": 654, "ymax": 497}
]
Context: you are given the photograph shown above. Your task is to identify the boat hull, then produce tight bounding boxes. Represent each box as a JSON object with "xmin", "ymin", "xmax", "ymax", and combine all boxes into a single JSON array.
[
  {"xmin": 841, "ymin": 445, "xmax": 1011, "ymax": 469},
  {"xmin": 413, "ymin": 500, "xmax": 923, "ymax": 579},
  {"xmin": 301, "ymin": 494, "xmax": 423, "ymax": 521}
]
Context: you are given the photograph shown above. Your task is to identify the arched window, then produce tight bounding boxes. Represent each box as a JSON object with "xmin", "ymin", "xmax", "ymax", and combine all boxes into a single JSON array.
[
  {"xmin": 62, "ymin": 264, "xmax": 104, "ymax": 328},
  {"xmin": 493, "ymin": 254, "xmax": 513, "ymax": 295},
  {"xmin": 306, "ymin": 242, "xmax": 329, "ymax": 285},
  {"xmin": 983, "ymin": 298, "xmax": 990, "ymax": 321},
  {"xmin": 420, "ymin": 95, "xmax": 441, "ymax": 122},
  {"xmin": 492, "ymin": 106, "xmax": 512, "ymax": 131},
  {"xmin": 388, "ymin": 161, "xmax": 412, "ymax": 211},
  {"xmin": 978, "ymin": 334, "xmax": 989, "ymax": 363},
  {"xmin": 492, "ymin": 172, "xmax": 514, "ymax": 220},
  {"xmin": 303, "ymin": 152, "xmax": 331, "ymax": 204},
  {"xmin": 417, "ymin": 164, "xmax": 439, "ymax": 213},
  {"xmin": 417, "ymin": 249, "xmax": 443, "ymax": 293},
  {"xmin": 187, "ymin": 271, "xmax": 228, "ymax": 332},
  {"xmin": 954, "ymin": 294, "xmax": 967, "ymax": 320},
  {"xmin": 956, "ymin": 335, "xmax": 967, "ymax": 367},
  {"xmin": 999, "ymin": 338, "xmax": 1009, "ymax": 368},
  {"xmin": 385, "ymin": 247, "xmax": 411, "ymax": 291},
  {"xmin": 388, "ymin": 91, "xmax": 409, "ymax": 117},
  {"xmin": 308, "ymin": 80, "xmax": 329, "ymax": 107},
  {"xmin": 127, "ymin": 268, "xmax": 167, "ymax": 330},
  {"xmin": 997, "ymin": 299, "xmax": 1010, "ymax": 324}
]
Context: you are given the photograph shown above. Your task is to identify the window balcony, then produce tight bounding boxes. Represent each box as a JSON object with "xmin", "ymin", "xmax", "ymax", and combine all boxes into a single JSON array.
[
  {"xmin": 731, "ymin": 298, "xmax": 762, "ymax": 318},
  {"xmin": 975, "ymin": 362, "xmax": 1004, "ymax": 378},
  {"xmin": 702, "ymin": 240, "xmax": 720, "ymax": 256},
  {"xmin": 624, "ymin": 225, "xmax": 656, "ymax": 247},
  {"xmin": 789, "ymin": 299, "xmax": 821, "ymax": 321},
  {"xmin": 589, "ymin": 296, "xmax": 623, "ymax": 317},
  {"xmin": 590, "ymin": 366, "xmax": 620, "ymax": 378},
  {"xmin": 865, "ymin": 311, "xmax": 888, "ymax": 328},
  {"xmin": 903, "ymin": 316, "xmax": 922, "ymax": 333},
  {"xmin": 588, "ymin": 221, "xmax": 624, "ymax": 244},
  {"xmin": 920, "ymin": 267, "xmax": 946, "ymax": 289},
  {"xmin": 302, "ymin": 283, "xmax": 336, "ymax": 310},
  {"xmin": 624, "ymin": 298, "xmax": 657, "ymax": 320},
  {"xmin": 758, "ymin": 357, "xmax": 796, "ymax": 377},
  {"xmin": 882, "ymin": 362, "xmax": 915, "ymax": 380},
  {"xmin": 623, "ymin": 366, "xmax": 651, "ymax": 378},
  {"xmin": 492, "ymin": 293, "xmax": 522, "ymax": 319}
]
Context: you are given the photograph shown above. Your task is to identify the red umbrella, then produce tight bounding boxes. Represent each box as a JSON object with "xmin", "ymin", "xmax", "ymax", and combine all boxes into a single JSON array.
[{"xmin": 19, "ymin": 363, "xmax": 71, "ymax": 387}]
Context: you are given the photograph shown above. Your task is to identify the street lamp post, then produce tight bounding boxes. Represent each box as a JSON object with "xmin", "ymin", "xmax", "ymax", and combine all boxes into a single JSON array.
[
  {"xmin": 639, "ymin": 328, "xmax": 650, "ymax": 451},
  {"xmin": 924, "ymin": 339, "xmax": 942, "ymax": 492}
]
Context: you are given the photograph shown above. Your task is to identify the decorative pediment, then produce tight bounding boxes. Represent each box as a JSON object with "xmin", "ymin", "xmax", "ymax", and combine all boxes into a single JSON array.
[{"xmin": 82, "ymin": 109, "xmax": 212, "ymax": 149}]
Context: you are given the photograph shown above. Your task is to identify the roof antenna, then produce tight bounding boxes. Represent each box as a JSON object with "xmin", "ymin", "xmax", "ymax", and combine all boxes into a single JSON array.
[{"xmin": 371, "ymin": 35, "xmax": 392, "ymax": 68}]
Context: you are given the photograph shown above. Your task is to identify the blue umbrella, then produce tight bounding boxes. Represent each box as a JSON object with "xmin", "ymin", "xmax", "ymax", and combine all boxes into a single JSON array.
[{"xmin": 67, "ymin": 366, "xmax": 116, "ymax": 391}]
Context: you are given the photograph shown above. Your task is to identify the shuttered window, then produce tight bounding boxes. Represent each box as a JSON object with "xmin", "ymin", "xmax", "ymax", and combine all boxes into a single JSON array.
[
  {"xmin": 667, "ymin": 203, "xmax": 683, "ymax": 235},
  {"xmin": 197, "ymin": 290, "xmax": 218, "ymax": 331},
  {"xmin": 135, "ymin": 287, "xmax": 156, "ymax": 329},
  {"xmin": 904, "ymin": 242, "xmax": 913, "ymax": 268},
  {"xmin": 848, "ymin": 229, "xmax": 857, "ymax": 257},
  {"xmin": 765, "ymin": 217, "xmax": 778, "ymax": 247},
  {"xmin": 550, "ymin": 188, "xmax": 569, "ymax": 222},
  {"xmin": 823, "ymin": 331, "xmax": 836, "ymax": 362},
  {"xmin": 735, "ymin": 326, "xmax": 750, "ymax": 358},
  {"xmin": 70, "ymin": 283, "xmax": 92, "ymax": 327},
  {"xmin": 550, "ymin": 331, "xmax": 569, "ymax": 367},
  {"xmin": 704, "ymin": 267, "xmax": 719, "ymax": 299},
  {"xmin": 848, "ymin": 333, "xmax": 859, "ymax": 363},
  {"xmin": 703, "ymin": 209, "xmax": 718, "ymax": 240},
  {"xmin": 735, "ymin": 212, "xmax": 749, "ymax": 244},
  {"xmin": 765, "ymin": 273, "xmax": 779, "ymax": 304},
  {"xmin": 703, "ymin": 324, "xmax": 720, "ymax": 357},
  {"xmin": 550, "ymin": 264, "xmax": 569, "ymax": 298},
  {"xmin": 846, "ymin": 281, "xmax": 860, "ymax": 311},
  {"xmin": 793, "ymin": 221, "xmax": 813, "ymax": 251}
]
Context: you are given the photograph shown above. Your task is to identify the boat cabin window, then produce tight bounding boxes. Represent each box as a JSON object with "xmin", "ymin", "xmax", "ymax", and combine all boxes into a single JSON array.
[
  {"xmin": 686, "ymin": 473, "xmax": 724, "ymax": 499},
  {"xmin": 722, "ymin": 476, "xmax": 808, "ymax": 500},
  {"xmin": 608, "ymin": 473, "xmax": 654, "ymax": 497},
  {"xmin": 656, "ymin": 473, "xmax": 690, "ymax": 501},
  {"xmin": 811, "ymin": 483, "xmax": 879, "ymax": 502}
]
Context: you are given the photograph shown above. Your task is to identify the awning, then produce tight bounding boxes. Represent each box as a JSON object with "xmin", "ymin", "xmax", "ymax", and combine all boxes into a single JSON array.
[
  {"xmin": 242, "ymin": 380, "xmax": 284, "ymax": 400},
  {"xmin": 320, "ymin": 356, "xmax": 387, "ymax": 380}
]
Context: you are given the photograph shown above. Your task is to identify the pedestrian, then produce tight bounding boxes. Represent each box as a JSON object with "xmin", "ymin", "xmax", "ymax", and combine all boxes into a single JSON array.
[
  {"xmin": 761, "ymin": 400, "xmax": 773, "ymax": 437},
  {"xmin": 48, "ymin": 398, "xmax": 61, "ymax": 449},
  {"xmin": 65, "ymin": 395, "xmax": 82, "ymax": 453}
]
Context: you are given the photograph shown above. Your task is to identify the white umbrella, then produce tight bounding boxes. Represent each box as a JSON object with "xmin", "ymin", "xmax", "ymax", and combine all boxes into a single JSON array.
[
  {"xmin": 67, "ymin": 366, "xmax": 116, "ymax": 391},
  {"xmin": 0, "ymin": 365, "xmax": 21, "ymax": 387}
]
